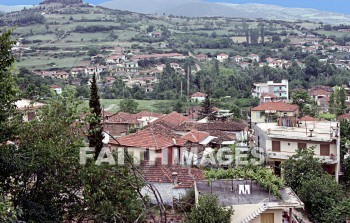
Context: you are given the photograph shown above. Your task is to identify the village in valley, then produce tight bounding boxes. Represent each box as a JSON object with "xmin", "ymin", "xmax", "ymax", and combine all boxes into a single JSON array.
[{"xmin": 2, "ymin": 0, "xmax": 350, "ymax": 222}]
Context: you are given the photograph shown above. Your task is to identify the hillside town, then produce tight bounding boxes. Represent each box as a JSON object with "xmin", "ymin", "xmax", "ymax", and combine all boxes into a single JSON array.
[{"xmin": 1, "ymin": 0, "xmax": 350, "ymax": 222}]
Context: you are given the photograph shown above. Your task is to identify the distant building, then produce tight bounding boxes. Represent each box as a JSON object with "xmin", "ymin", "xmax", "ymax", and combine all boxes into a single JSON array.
[
  {"xmin": 216, "ymin": 53, "xmax": 229, "ymax": 63},
  {"xmin": 196, "ymin": 180, "xmax": 304, "ymax": 223},
  {"xmin": 50, "ymin": 85, "xmax": 62, "ymax": 94},
  {"xmin": 254, "ymin": 120, "xmax": 341, "ymax": 182},
  {"xmin": 190, "ymin": 92, "xmax": 207, "ymax": 102},
  {"xmin": 196, "ymin": 54, "xmax": 208, "ymax": 62},
  {"xmin": 15, "ymin": 99, "xmax": 45, "ymax": 122},
  {"xmin": 252, "ymin": 80, "xmax": 289, "ymax": 101},
  {"xmin": 247, "ymin": 54, "xmax": 260, "ymax": 62},
  {"xmin": 250, "ymin": 101, "xmax": 299, "ymax": 126}
]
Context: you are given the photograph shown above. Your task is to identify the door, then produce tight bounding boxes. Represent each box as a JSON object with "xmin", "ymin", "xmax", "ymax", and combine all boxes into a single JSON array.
[
  {"xmin": 261, "ymin": 213, "xmax": 274, "ymax": 223},
  {"xmin": 274, "ymin": 161, "xmax": 281, "ymax": 177}
]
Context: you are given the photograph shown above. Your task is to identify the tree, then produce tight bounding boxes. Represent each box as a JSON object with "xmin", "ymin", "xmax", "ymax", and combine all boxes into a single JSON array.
[
  {"xmin": 119, "ymin": 98, "xmax": 139, "ymax": 114},
  {"xmin": 199, "ymin": 94, "xmax": 215, "ymax": 120},
  {"xmin": 330, "ymin": 86, "xmax": 347, "ymax": 116},
  {"xmin": 0, "ymin": 29, "xmax": 20, "ymax": 144},
  {"xmin": 87, "ymin": 47, "xmax": 98, "ymax": 57},
  {"xmin": 88, "ymin": 73, "xmax": 104, "ymax": 159},
  {"xmin": 298, "ymin": 174, "xmax": 343, "ymax": 223},
  {"xmin": 283, "ymin": 148, "xmax": 324, "ymax": 192},
  {"xmin": 324, "ymin": 199, "xmax": 350, "ymax": 222},
  {"xmin": 146, "ymin": 25, "xmax": 154, "ymax": 33},
  {"xmin": 185, "ymin": 194, "xmax": 233, "ymax": 223}
]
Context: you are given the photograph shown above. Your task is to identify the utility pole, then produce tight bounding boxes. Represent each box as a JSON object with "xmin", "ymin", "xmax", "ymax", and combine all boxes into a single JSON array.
[
  {"xmin": 180, "ymin": 81, "xmax": 183, "ymax": 98},
  {"xmin": 187, "ymin": 65, "xmax": 190, "ymax": 97}
]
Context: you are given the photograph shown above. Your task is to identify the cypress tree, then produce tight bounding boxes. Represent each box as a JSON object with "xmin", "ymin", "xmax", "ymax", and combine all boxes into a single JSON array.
[
  {"xmin": 88, "ymin": 73, "xmax": 104, "ymax": 160},
  {"xmin": 199, "ymin": 93, "xmax": 215, "ymax": 120}
]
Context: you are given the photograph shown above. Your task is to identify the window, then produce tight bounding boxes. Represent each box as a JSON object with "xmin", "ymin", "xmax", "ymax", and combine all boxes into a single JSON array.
[
  {"xmin": 272, "ymin": 141, "xmax": 280, "ymax": 152},
  {"xmin": 298, "ymin": 143, "xmax": 307, "ymax": 149},
  {"xmin": 320, "ymin": 144, "xmax": 330, "ymax": 156},
  {"xmin": 143, "ymin": 149, "xmax": 150, "ymax": 160},
  {"xmin": 256, "ymin": 111, "xmax": 261, "ymax": 119}
]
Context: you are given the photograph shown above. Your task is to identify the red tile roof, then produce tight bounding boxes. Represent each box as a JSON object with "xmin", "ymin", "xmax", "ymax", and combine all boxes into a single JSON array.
[
  {"xmin": 152, "ymin": 111, "xmax": 191, "ymax": 127},
  {"xmin": 50, "ymin": 84, "xmax": 61, "ymax": 89},
  {"xmin": 105, "ymin": 112, "xmax": 138, "ymax": 124},
  {"xmin": 175, "ymin": 121, "xmax": 247, "ymax": 132},
  {"xmin": 191, "ymin": 92, "xmax": 207, "ymax": 98},
  {"xmin": 181, "ymin": 130, "xmax": 210, "ymax": 143},
  {"xmin": 110, "ymin": 124, "xmax": 177, "ymax": 149},
  {"xmin": 141, "ymin": 163, "xmax": 205, "ymax": 188},
  {"xmin": 261, "ymin": 93, "xmax": 278, "ymax": 98},
  {"xmin": 251, "ymin": 102, "xmax": 299, "ymax": 112},
  {"xmin": 134, "ymin": 111, "xmax": 164, "ymax": 119},
  {"xmin": 309, "ymin": 89, "xmax": 331, "ymax": 96},
  {"xmin": 299, "ymin": 116, "xmax": 319, "ymax": 121},
  {"xmin": 337, "ymin": 113, "xmax": 350, "ymax": 121}
]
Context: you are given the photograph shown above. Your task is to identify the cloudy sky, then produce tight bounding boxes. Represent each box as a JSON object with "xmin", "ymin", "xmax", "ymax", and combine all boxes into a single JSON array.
[{"xmin": 1, "ymin": 0, "xmax": 349, "ymax": 14}]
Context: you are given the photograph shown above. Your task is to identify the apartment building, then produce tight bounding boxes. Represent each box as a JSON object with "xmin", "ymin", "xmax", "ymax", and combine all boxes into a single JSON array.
[
  {"xmin": 254, "ymin": 120, "xmax": 341, "ymax": 182},
  {"xmin": 252, "ymin": 80, "xmax": 289, "ymax": 101}
]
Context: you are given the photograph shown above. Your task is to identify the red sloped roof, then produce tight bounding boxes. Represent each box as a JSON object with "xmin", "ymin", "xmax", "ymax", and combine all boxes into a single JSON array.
[
  {"xmin": 251, "ymin": 102, "xmax": 299, "ymax": 112},
  {"xmin": 299, "ymin": 116, "xmax": 318, "ymax": 121},
  {"xmin": 111, "ymin": 125, "xmax": 177, "ymax": 149},
  {"xmin": 141, "ymin": 163, "xmax": 205, "ymax": 188},
  {"xmin": 50, "ymin": 84, "xmax": 61, "ymax": 89},
  {"xmin": 191, "ymin": 92, "xmax": 207, "ymax": 98},
  {"xmin": 134, "ymin": 111, "xmax": 164, "ymax": 119},
  {"xmin": 106, "ymin": 112, "xmax": 138, "ymax": 124},
  {"xmin": 337, "ymin": 113, "xmax": 350, "ymax": 121},
  {"xmin": 261, "ymin": 93, "xmax": 278, "ymax": 98},
  {"xmin": 181, "ymin": 130, "xmax": 210, "ymax": 143},
  {"xmin": 152, "ymin": 111, "xmax": 191, "ymax": 127},
  {"xmin": 309, "ymin": 89, "xmax": 331, "ymax": 96}
]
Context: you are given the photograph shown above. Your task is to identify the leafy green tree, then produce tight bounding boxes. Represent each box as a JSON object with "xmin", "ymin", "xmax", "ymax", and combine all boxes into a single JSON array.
[
  {"xmin": 324, "ymin": 199, "xmax": 350, "ymax": 223},
  {"xmin": 0, "ymin": 29, "xmax": 20, "ymax": 144},
  {"xmin": 199, "ymin": 94, "xmax": 215, "ymax": 120},
  {"xmin": 330, "ymin": 86, "xmax": 347, "ymax": 116},
  {"xmin": 298, "ymin": 174, "xmax": 343, "ymax": 223},
  {"xmin": 283, "ymin": 148, "xmax": 324, "ymax": 192},
  {"xmin": 119, "ymin": 98, "xmax": 139, "ymax": 113},
  {"xmin": 87, "ymin": 46, "xmax": 98, "ymax": 56},
  {"xmin": 88, "ymin": 73, "xmax": 104, "ymax": 159},
  {"xmin": 185, "ymin": 194, "xmax": 233, "ymax": 223}
]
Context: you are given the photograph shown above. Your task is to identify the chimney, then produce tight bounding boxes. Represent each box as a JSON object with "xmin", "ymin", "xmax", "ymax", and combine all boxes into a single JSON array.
[{"xmin": 172, "ymin": 172, "xmax": 178, "ymax": 185}]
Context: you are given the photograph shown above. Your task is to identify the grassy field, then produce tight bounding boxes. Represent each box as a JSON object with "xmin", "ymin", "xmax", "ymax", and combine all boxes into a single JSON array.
[{"xmin": 78, "ymin": 99, "xmax": 174, "ymax": 114}]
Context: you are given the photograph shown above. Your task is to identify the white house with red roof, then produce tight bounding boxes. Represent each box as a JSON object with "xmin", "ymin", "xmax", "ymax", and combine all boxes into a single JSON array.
[
  {"xmin": 252, "ymin": 80, "xmax": 289, "ymax": 101},
  {"xmin": 247, "ymin": 54, "xmax": 260, "ymax": 62},
  {"xmin": 190, "ymin": 92, "xmax": 207, "ymax": 102},
  {"xmin": 50, "ymin": 85, "xmax": 62, "ymax": 94},
  {"xmin": 251, "ymin": 101, "xmax": 299, "ymax": 126},
  {"xmin": 216, "ymin": 53, "xmax": 229, "ymax": 62}
]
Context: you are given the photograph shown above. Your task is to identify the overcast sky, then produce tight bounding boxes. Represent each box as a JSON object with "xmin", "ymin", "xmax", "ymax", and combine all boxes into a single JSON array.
[{"xmin": 1, "ymin": 0, "xmax": 349, "ymax": 14}]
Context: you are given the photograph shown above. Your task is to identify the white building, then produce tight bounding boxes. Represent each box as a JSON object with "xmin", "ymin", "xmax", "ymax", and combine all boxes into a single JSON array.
[
  {"xmin": 216, "ymin": 53, "xmax": 229, "ymax": 63},
  {"xmin": 254, "ymin": 121, "xmax": 341, "ymax": 182},
  {"xmin": 50, "ymin": 85, "xmax": 62, "ymax": 94},
  {"xmin": 252, "ymin": 80, "xmax": 289, "ymax": 101},
  {"xmin": 190, "ymin": 92, "xmax": 207, "ymax": 102}
]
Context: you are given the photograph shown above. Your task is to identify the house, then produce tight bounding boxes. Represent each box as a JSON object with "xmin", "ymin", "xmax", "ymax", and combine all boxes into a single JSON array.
[
  {"xmin": 103, "ymin": 112, "xmax": 139, "ymax": 137},
  {"xmin": 308, "ymin": 85, "xmax": 333, "ymax": 112},
  {"xmin": 140, "ymin": 162, "xmax": 204, "ymax": 206},
  {"xmin": 247, "ymin": 54, "xmax": 260, "ymax": 62},
  {"xmin": 252, "ymin": 80, "xmax": 289, "ymax": 101},
  {"xmin": 50, "ymin": 85, "xmax": 62, "ymax": 94},
  {"xmin": 260, "ymin": 93, "xmax": 278, "ymax": 103},
  {"xmin": 196, "ymin": 180, "xmax": 304, "ymax": 223},
  {"xmin": 196, "ymin": 54, "xmax": 208, "ymax": 62},
  {"xmin": 190, "ymin": 92, "xmax": 207, "ymax": 102},
  {"xmin": 254, "ymin": 120, "xmax": 341, "ymax": 182},
  {"xmin": 216, "ymin": 53, "xmax": 229, "ymax": 63},
  {"xmin": 251, "ymin": 101, "xmax": 299, "ymax": 126},
  {"xmin": 239, "ymin": 62, "xmax": 250, "ymax": 69},
  {"xmin": 15, "ymin": 99, "xmax": 46, "ymax": 122},
  {"xmin": 109, "ymin": 124, "xmax": 181, "ymax": 164},
  {"xmin": 233, "ymin": 55, "xmax": 244, "ymax": 63}
]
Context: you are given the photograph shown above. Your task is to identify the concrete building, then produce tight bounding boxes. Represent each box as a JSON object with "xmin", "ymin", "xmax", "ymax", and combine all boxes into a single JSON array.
[
  {"xmin": 252, "ymin": 80, "xmax": 289, "ymax": 101},
  {"xmin": 196, "ymin": 180, "xmax": 304, "ymax": 223},
  {"xmin": 254, "ymin": 120, "xmax": 341, "ymax": 182},
  {"xmin": 251, "ymin": 101, "xmax": 299, "ymax": 126}
]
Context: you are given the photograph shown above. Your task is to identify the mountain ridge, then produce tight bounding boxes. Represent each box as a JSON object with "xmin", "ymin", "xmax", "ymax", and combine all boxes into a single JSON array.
[{"xmin": 100, "ymin": 0, "xmax": 350, "ymax": 24}]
